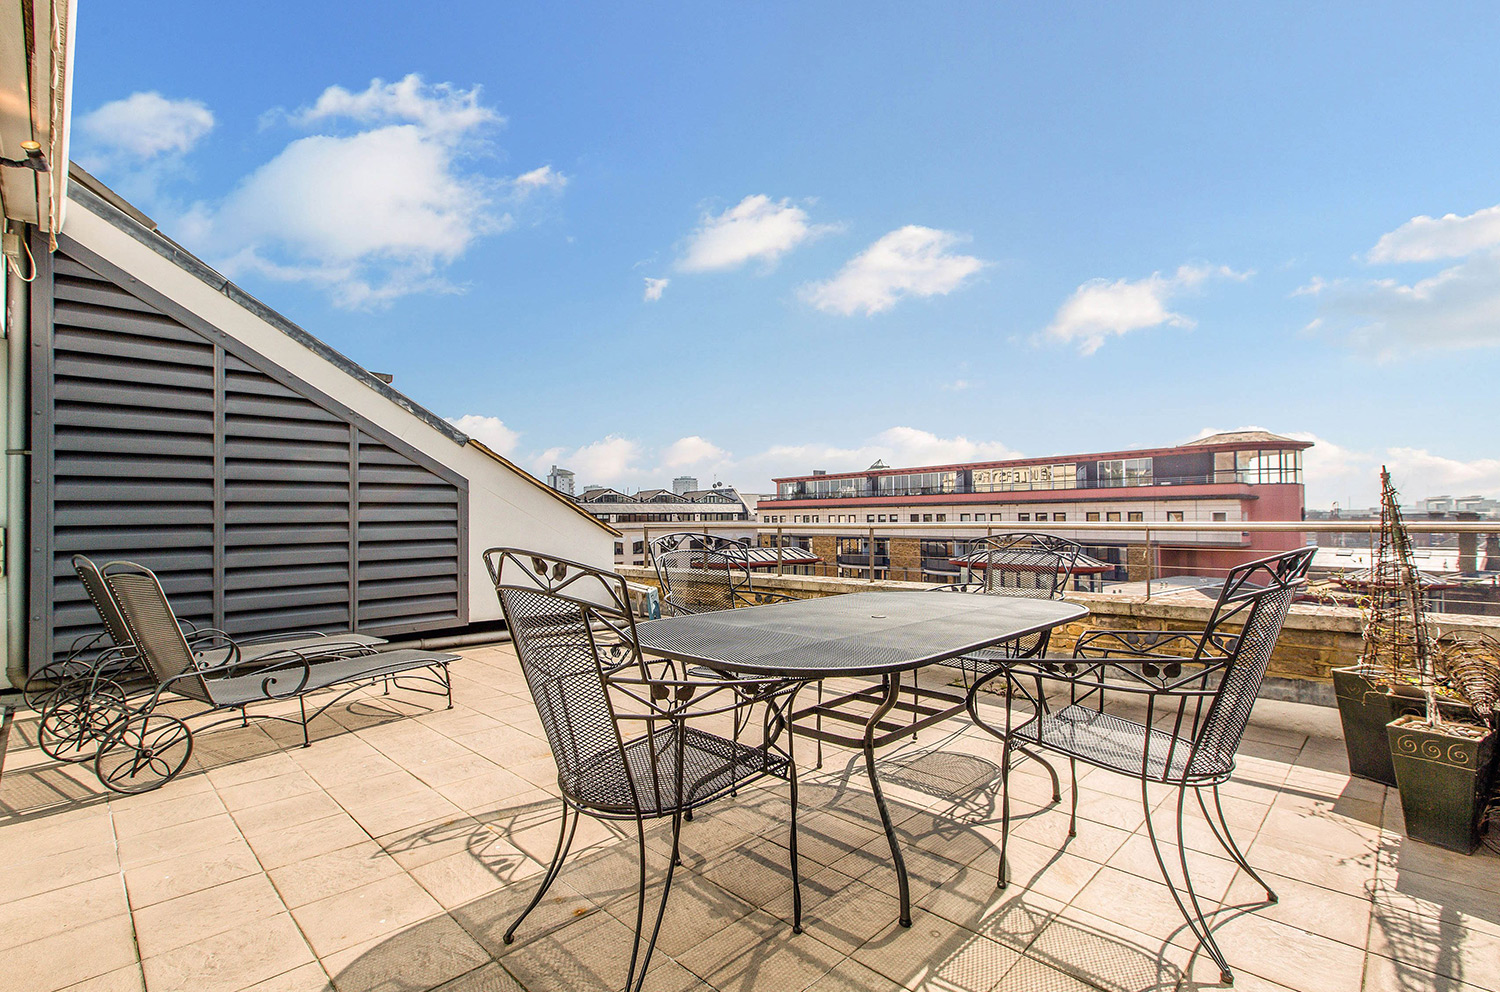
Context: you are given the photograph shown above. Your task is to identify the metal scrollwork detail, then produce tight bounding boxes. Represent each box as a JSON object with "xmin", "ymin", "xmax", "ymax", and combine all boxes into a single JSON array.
[{"xmin": 1391, "ymin": 732, "xmax": 1475, "ymax": 768}]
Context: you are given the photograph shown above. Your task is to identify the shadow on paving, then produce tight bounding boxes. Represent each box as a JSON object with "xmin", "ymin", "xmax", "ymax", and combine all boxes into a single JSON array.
[
  {"xmin": 331, "ymin": 749, "xmax": 1194, "ymax": 992},
  {"xmin": 0, "ymin": 691, "xmax": 441, "ymax": 824}
]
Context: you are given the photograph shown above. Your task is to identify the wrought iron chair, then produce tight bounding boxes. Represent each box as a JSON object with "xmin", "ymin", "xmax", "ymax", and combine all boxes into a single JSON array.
[
  {"xmin": 649, "ymin": 532, "xmax": 796, "ymax": 615},
  {"xmin": 484, "ymin": 548, "xmax": 803, "ymax": 992},
  {"xmin": 968, "ymin": 546, "xmax": 1316, "ymax": 985},
  {"xmin": 649, "ymin": 532, "xmax": 799, "ymax": 775},
  {"xmin": 936, "ymin": 533, "xmax": 1085, "ymax": 670},
  {"xmin": 35, "ymin": 555, "xmax": 385, "ymax": 763},
  {"xmin": 58, "ymin": 561, "xmax": 455, "ymax": 793}
]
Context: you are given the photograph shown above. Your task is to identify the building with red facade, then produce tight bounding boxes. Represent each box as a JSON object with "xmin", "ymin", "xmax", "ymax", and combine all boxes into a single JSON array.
[{"xmin": 757, "ymin": 431, "xmax": 1311, "ymax": 584}]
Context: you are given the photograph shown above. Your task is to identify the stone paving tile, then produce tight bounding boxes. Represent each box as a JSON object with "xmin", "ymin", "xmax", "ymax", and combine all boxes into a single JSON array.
[
  {"xmin": 132, "ymin": 871, "xmax": 286, "ymax": 958},
  {"xmin": 0, "ymin": 871, "xmax": 129, "ymax": 949},
  {"xmin": 290, "ymin": 871, "xmax": 445, "ymax": 957},
  {"xmin": 244, "ymin": 812, "xmax": 372, "ymax": 871},
  {"xmin": 140, "ymin": 912, "xmax": 316, "ymax": 992},
  {"xmin": 267, "ymin": 840, "xmax": 405, "ymax": 908},
  {"xmin": 10, "ymin": 914, "xmax": 140, "ymax": 992},
  {"xmin": 5, "ymin": 644, "xmax": 1500, "ymax": 992}
]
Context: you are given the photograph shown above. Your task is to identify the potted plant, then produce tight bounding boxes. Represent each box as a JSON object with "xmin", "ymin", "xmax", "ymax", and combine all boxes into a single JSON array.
[
  {"xmin": 1333, "ymin": 470, "xmax": 1430, "ymax": 785},
  {"xmin": 1387, "ymin": 631, "xmax": 1500, "ymax": 854}
]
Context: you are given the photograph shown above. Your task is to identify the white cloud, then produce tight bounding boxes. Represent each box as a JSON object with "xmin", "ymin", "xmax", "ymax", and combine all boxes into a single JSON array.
[
  {"xmin": 522, "ymin": 426, "xmax": 1018, "ymax": 493},
  {"xmin": 534, "ymin": 436, "xmax": 645, "ymax": 485},
  {"xmin": 941, "ymin": 379, "xmax": 973, "ymax": 392},
  {"xmin": 447, "ymin": 414, "xmax": 520, "ymax": 456},
  {"xmin": 643, "ymin": 277, "xmax": 669, "ymax": 302},
  {"xmin": 1304, "ymin": 250, "xmax": 1500, "ymax": 356},
  {"xmin": 1367, "ymin": 204, "xmax": 1500, "ymax": 264},
  {"xmin": 801, "ymin": 226, "xmax": 984, "ymax": 316},
  {"xmin": 1043, "ymin": 264, "xmax": 1248, "ymax": 355},
  {"xmin": 79, "ymin": 92, "xmax": 214, "ymax": 161},
  {"xmin": 291, "ymin": 74, "xmax": 500, "ymax": 134},
  {"xmin": 678, "ymin": 195, "xmax": 827, "ymax": 272},
  {"xmin": 1384, "ymin": 447, "xmax": 1500, "ymax": 498},
  {"xmin": 734, "ymin": 427, "xmax": 1020, "ymax": 490},
  {"xmin": 179, "ymin": 75, "xmax": 537, "ymax": 310},
  {"xmin": 512, "ymin": 165, "xmax": 568, "ymax": 195},
  {"xmin": 662, "ymin": 436, "xmax": 725, "ymax": 468},
  {"xmin": 1190, "ymin": 425, "xmax": 1500, "ymax": 507}
]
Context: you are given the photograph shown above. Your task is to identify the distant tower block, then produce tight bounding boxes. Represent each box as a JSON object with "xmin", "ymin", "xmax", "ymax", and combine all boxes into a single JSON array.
[
  {"xmin": 672, "ymin": 475, "xmax": 698, "ymax": 496},
  {"xmin": 547, "ymin": 465, "xmax": 576, "ymax": 496}
]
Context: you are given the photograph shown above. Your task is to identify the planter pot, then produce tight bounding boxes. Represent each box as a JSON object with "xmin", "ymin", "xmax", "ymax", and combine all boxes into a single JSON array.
[
  {"xmin": 1334, "ymin": 667, "xmax": 1409, "ymax": 785},
  {"xmin": 1333, "ymin": 667, "xmax": 1469, "ymax": 785},
  {"xmin": 1386, "ymin": 715, "xmax": 1498, "ymax": 854}
]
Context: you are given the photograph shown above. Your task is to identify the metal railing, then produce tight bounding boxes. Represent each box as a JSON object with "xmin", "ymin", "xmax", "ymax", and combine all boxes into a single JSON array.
[
  {"xmin": 766, "ymin": 471, "xmax": 1301, "ymax": 500},
  {"xmin": 611, "ymin": 518, "xmax": 1500, "ymax": 614}
]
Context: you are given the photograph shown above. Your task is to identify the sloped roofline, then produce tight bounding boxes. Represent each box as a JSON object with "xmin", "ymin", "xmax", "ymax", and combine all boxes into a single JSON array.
[{"xmin": 66, "ymin": 166, "xmax": 617, "ymax": 539}]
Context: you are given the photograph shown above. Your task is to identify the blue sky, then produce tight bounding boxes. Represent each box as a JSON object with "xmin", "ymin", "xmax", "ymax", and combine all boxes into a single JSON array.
[{"xmin": 69, "ymin": 2, "xmax": 1500, "ymax": 508}]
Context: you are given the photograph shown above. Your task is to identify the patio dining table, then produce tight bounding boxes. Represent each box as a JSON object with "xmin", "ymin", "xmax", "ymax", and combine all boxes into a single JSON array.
[{"xmin": 635, "ymin": 589, "xmax": 1087, "ymax": 926}]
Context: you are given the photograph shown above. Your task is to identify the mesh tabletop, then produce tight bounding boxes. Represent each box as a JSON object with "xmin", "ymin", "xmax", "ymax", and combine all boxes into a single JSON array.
[{"xmin": 635, "ymin": 591, "xmax": 1087, "ymax": 678}]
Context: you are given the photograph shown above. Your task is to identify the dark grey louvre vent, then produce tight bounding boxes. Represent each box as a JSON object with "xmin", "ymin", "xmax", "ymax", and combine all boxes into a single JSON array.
[{"xmin": 29, "ymin": 238, "xmax": 468, "ymax": 671}]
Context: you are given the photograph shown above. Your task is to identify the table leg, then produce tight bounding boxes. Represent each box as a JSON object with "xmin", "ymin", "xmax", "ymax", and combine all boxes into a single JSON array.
[{"xmin": 864, "ymin": 672, "xmax": 911, "ymax": 927}]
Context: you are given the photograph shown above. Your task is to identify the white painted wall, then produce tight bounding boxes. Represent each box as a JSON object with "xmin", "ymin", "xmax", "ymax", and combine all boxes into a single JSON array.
[{"xmin": 62, "ymin": 199, "xmax": 616, "ymax": 624}]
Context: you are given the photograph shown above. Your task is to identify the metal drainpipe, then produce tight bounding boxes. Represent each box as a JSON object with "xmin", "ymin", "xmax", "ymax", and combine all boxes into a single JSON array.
[
  {"xmin": 4, "ymin": 229, "xmax": 30, "ymax": 690},
  {"xmin": 383, "ymin": 630, "xmax": 512, "ymax": 652}
]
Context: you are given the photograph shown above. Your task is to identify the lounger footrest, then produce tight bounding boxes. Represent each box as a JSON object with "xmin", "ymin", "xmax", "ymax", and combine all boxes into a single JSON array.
[{"xmin": 207, "ymin": 648, "xmax": 459, "ymax": 707}]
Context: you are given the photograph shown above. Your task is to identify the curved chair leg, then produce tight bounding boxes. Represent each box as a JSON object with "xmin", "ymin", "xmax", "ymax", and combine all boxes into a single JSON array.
[
  {"xmin": 788, "ymin": 745, "xmax": 803, "ymax": 934},
  {"xmin": 503, "ymin": 800, "xmax": 578, "ymax": 945},
  {"xmin": 625, "ymin": 815, "xmax": 650, "ymax": 992},
  {"xmin": 1142, "ymin": 781, "xmax": 1234, "ymax": 985},
  {"xmin": 997, "ymin": 735, "xmax": 1013, "ymax": 890},
  {"xmin": 629, "ymin": 807, "xmax": 683, "ymax": 992},
  {"xmin": 1197, "ymin": 786, "xmax": 1277, "ymax": 904},
  {"xmin": 1068, "ymin": 758, "xmax": 1078, "ymax": 838}
]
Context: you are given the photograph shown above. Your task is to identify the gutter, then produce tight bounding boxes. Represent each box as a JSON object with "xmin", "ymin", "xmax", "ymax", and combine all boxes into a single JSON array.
[{"xmin": 4, "ymin": 223, "xmax": 28, "ymax": 689}]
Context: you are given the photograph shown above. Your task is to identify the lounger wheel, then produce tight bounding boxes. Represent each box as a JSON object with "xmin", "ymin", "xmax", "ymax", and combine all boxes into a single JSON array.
[
  {"xmin": 94, "ymin": 712, "xmax": 194, "ymax": 794},
  {"xmin": 38, "ymin": 680, "xmax": 130, "ymax": 763},
  {"xmin": 24, "ymin": 659, "xmax": 97, "ymax": 712}
]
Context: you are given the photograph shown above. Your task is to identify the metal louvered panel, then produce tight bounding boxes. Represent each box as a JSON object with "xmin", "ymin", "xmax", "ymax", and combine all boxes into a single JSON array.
[
  {"xmin": 28, "ymin": 238, "xmax": 469, "ymax": 671},
  {"xmin": 355, "ymin": 433, "xmax": 462, "ymax": 630}
]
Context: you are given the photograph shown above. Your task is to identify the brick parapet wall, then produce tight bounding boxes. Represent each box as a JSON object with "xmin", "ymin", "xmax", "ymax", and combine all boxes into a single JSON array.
[{"xmin": 617, "ymin": 565, "xmax": 1500, "ymax": 701}]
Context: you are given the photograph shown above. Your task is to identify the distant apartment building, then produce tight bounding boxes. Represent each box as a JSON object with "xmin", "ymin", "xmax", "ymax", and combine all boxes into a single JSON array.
[
  {"xmin": 672, "ymin": 475, "xmax": 699, "ymax": 495},
  {"xmin": 757, "ymin": 431, "xmax": 1311, "ymax": 583},
  {"xmin": 546, "ymin": 464, "xmax": 576, "ymax": 496},
  {"xmin": 577, "ymin": 484, "xmax": 754, "ymax": 563}
]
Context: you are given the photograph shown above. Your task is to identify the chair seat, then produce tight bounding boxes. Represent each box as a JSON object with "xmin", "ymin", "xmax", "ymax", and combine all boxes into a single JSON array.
[
  {"xmin": 1014, "ymin": 704, "xmax": 1232, "ymax": 784},
  {"xmin": 568, "ymin": 725, "xmax": 789, "ymax": 816},
  {"xmin": 201, "ymin": 649, "xmax": 456, "ymax": 708},
  {"xmin": 193, "ymin": 633, "xmax": 387, "ymax": 670}
]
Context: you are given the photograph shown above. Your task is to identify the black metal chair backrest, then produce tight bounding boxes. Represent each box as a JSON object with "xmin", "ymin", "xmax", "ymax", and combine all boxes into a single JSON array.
[
  {"xmin": 101, "ymin": 563, "xmax": 213, "ymax": 704},
  {"xmin": 1183, "ymin": 546, "xmax": 1316, "ymax": 778},
  {"xmin": 968, "ymin": 533, "xmax": 1083, "ymax": 599},
  {"xmin": 72, "ymin": 555, "xmax": 134, "ymax": 650},
  {"xmin": 483, "ymin": 548, "xmax": 646, "ymax": 809},
  {"xmin": 650, "ymin": 533, "xmax": 753, "ymax": 615}
]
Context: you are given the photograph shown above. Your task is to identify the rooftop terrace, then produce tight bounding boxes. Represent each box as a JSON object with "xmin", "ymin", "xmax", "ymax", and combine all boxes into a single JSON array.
[{"xmin": 3, "ymin": 643, "xmax": 1497, "ymax": 992}]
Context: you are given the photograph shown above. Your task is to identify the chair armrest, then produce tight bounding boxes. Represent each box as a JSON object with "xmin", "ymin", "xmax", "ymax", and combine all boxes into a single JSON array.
[
  {"xmin": 741, "ymin": 590, "xmax": 798, "ymax": 606},
  {"xmin": 608, "ymin": 671, "xmax": 800, "ymax": 721},
  {"xmin": 195, "ymin": 650, "xmax": 316, "ymax": 700},
  {"xmin": 984, "ymin": 655, "xmax": 1224, "ymax": 698},
  {"xmin": 1072, "ymin": 628, "xmax": 1237, "ymax": 660}
]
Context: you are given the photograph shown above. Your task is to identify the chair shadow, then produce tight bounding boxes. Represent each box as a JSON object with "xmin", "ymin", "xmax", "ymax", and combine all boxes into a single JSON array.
[{"xmin": 331, "ymin": 757, "xmax": 1201, "ymax": 992}]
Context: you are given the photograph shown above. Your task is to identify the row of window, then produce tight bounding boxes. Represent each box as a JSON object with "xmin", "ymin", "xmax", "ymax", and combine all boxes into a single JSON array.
[{"xmin": 765, "ymin": 509, "xmax": 1232, "ymax": 527}]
